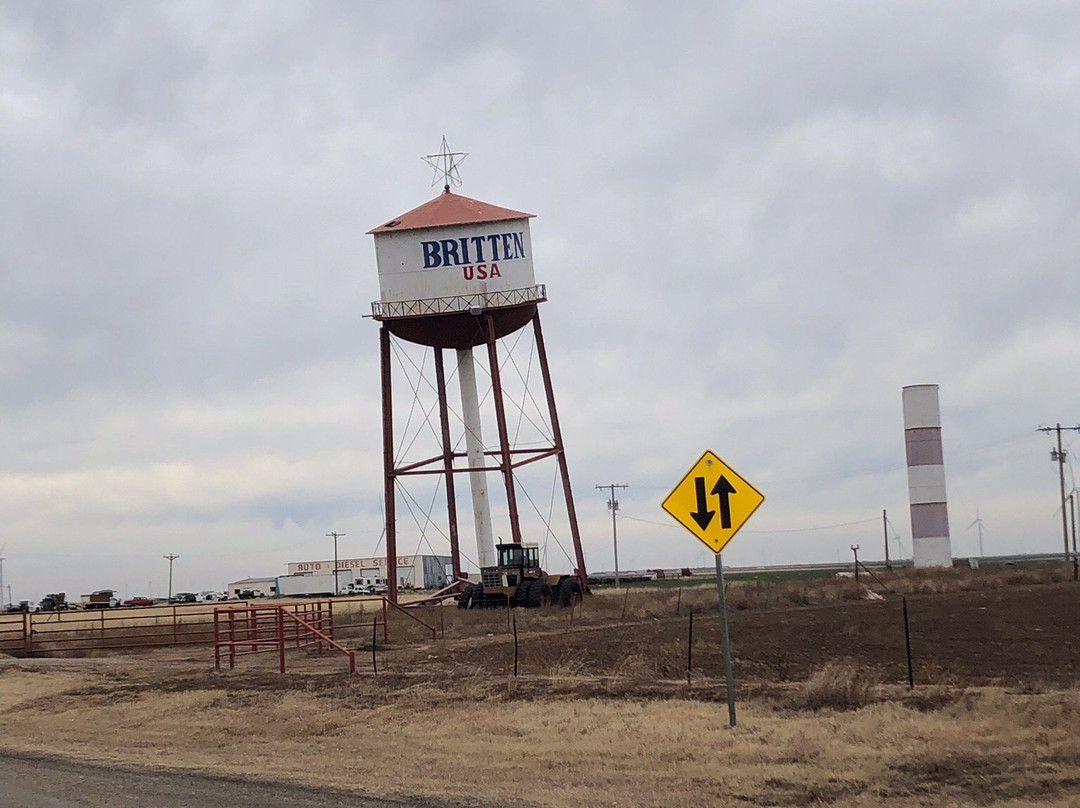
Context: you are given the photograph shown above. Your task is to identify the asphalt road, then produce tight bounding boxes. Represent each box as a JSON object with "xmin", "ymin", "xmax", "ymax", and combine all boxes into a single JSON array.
[{"xmin": 0, "ymin": 753, "xmax": 443, "ymax": 808}]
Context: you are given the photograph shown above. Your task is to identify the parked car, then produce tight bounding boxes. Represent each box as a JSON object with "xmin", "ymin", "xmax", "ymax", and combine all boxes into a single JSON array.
[
  {"xmin": 346, "ymin": 581, "xmax": 389, "ymax": 596},
  {"xmin": 169, "ymin": 592, "xmax": 197, "ymax": 604},
  {"xmin": 122, "ymin": 596, "xmax": 154, "ymax": 607}
]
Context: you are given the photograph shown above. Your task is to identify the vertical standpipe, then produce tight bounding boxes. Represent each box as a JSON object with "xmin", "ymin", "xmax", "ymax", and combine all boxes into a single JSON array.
[
  {"xmin": 902, "ymin": 384, "xmax": 953, "ymax": 567},
  {"xmin": 457, "ymin": 347, "xmax": 497, "ymax": 569}
]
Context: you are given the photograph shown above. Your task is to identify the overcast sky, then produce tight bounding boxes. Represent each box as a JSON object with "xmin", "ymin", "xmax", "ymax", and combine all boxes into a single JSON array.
[{"xmin": 2, "ymin": 1, "xmax": 1078, "ymax": 602}]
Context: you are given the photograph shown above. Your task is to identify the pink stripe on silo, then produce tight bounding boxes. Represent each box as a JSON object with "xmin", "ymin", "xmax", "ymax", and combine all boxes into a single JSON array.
[
  {"xmin": 905, "ymin": 428, "xmax": 944, "ymax": 466},
  {"xmin": 910, "ymin": 502, "xmax": 949, "ymax": 538}
]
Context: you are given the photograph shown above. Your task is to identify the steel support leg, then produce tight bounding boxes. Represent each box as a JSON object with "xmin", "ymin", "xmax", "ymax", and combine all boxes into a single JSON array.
[
  {"xmin": 532, "ymin": 312, "xmax": 589, "ymax": 590},
  {"xmin": 380, "ymin": 326, "xmax": 399, "ymax": 604},
  {"xmin": 434, "ymin": 348, "xmax": 463, "ymax": 581},
  {"xmin": 485, "ymin": 314, "xmax": 522, "ymax": 544}
]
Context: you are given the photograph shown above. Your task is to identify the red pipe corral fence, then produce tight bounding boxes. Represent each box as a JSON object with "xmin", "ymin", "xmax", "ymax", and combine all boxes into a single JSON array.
[
  {"xmin": 0, "ymin": 597, "xmax": 435, "ymax": 669},
  {"xmin": 213, "ymin": 603, "xmax": 356, "ymax": 674}
]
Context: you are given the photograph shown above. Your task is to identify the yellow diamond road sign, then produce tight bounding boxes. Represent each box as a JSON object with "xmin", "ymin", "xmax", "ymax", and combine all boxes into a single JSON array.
[{"xmin": 662, "ymin": 450, "xmax": 765, "ymax": 554}]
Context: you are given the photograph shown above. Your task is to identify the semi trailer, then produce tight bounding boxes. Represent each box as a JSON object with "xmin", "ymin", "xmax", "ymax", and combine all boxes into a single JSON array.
[{"xmin": 276, "ymin": 570, "xmax": 353, "ymax": 598}]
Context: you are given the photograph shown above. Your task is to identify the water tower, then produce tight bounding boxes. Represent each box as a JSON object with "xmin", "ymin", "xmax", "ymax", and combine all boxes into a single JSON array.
[{"xmin": 368, "ymin": 141, "xmax": 588, "ymax": 603}]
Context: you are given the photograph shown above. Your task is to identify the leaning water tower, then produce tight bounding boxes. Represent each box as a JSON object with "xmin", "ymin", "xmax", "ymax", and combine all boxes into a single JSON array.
[{"xmin": 368, "ymin": 141, "xmax": 589, "ymax": 603}]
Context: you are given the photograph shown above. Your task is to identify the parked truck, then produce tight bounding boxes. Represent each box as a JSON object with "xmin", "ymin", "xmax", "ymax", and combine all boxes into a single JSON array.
[
  {"xmin": 38, "ymin": 593, "xmax": 68, "ymax": 611},
  {"xmin": 346, "ymin": 578, "xmax": 388, "ymax": 595},
  {"xmin": 276, "ymin": 571, "xmax": 353, "ymax": 598},
  {"xmin": 81, "ymin": 589, "xmax": 119, "ymax": 609}
]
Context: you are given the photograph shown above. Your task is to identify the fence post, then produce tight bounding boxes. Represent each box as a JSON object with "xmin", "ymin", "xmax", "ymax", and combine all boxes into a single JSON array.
[
  {"xmin": 213, "ymin": 609, "xmax": 221, "ymax": 672},
  {"xmin": 371, "ymin": 619, "xmax": 378, "ymax": 674},
  {"xmin": 172, "ymin": 606, "xmax": 178, "ymax": 646},
  {"xmin": 23, "ymin": 611, "xmax": 31, "ymax": 656},
  {"xmin": 902, "ymin": 596, "xmax": 914, "ymax": 689},
  {"xmin": 676, "ymin": 587, "xmax": 682, "ymax": 617},
  {"xmin": 621, "ymin": 588, "xmax": 630, "ymax": 620},
  {"xmin": 513, "ymin": 613, "xmax": 519, "ymax": 678},
  {"xmin": 228, "ymin": 609, "xmax": 236, "ymax": 669},
  {"xmin": 382, "ymin": 598, "xmax": 388, "ymax": 644},
  {"xmin": 686, "ymin": 609, "xmax": 694, "ymax": 684},
  {"xmin": 276, "ymin": 607, "xmax": 286, "ymax": 673},
  {"xmin": 99, "ymin": 609, "xmax": 105, "ymax": 649}
]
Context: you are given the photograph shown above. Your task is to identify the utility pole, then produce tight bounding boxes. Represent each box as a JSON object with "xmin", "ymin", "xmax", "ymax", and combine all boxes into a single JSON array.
[
  {"xmin": 1068, "ymin": 491, "xmax": 1078, "ymax": 581},
  {"xmin": 1037, "ymin": 424, "xmax": 1080, "ymax": 562},
  {"xmin": 326, "ymin": 532, "xmax": 345, "ymax": 596},
  {"xmin": 596, "ymin": 484, "xmax": 628, "ymax": 588},
  {"xmin": 163, "ymin": 554, "xmax": 180, "ymax": 601},
  {"xmin": 0, "ymin": 553, "xmax": 6, "ymax": 608},
  {"xmin": 882, "ymin": 509, "xmax": 890, "ymax": 571},
  {"xmin": 1070, "ymin": 491, "xmax": 1077, "ymax": 558}
]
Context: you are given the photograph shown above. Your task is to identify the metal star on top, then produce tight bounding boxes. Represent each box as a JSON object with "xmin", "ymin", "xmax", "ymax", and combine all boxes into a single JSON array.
[{"xmin": 422, "ymin": 136, "xmax": 468, "ymax": 192}]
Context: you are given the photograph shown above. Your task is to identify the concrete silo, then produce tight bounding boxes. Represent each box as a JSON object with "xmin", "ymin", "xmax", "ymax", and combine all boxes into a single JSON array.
[{"xmin": 902, "ymin": 384, "xmax": 953, "ymax": 567}]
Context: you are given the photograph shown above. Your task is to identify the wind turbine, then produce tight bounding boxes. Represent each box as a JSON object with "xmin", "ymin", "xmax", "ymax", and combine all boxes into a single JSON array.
[{"xmin": 967, "ymin": 508, "xmax": 985, "ymax": 558}]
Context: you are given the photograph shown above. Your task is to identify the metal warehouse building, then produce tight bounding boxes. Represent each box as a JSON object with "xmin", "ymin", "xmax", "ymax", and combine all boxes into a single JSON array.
[
  {"xmin": 225, "ymin": 576, "xmax": 278, "ymax": 599},
  {"xmin": 287, "ymin": 555, "xmax": 453, "ymax": 590}
]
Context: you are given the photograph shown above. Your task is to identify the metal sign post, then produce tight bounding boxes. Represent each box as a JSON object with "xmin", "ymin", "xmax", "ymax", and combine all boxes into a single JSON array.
[{"xmin": 715, "ymin": 552, "xmax": 737, "ymax": 727}]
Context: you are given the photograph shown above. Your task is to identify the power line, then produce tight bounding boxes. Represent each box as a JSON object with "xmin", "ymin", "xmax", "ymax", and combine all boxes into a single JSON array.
[{"xmin": 620, "ymin": 514, "xmax": 880, "ymax": 534}]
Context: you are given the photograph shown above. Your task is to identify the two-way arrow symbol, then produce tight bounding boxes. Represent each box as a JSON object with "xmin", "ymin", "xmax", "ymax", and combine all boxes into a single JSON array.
[{"xmin": 690, "ymin": 475, "xmax": 737, "ymax": 531}]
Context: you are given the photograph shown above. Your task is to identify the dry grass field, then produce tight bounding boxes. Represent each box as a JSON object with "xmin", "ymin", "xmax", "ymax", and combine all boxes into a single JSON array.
[{"xmin": 1, "ymin": 566, "xmax": 1078, "ymax": 807}]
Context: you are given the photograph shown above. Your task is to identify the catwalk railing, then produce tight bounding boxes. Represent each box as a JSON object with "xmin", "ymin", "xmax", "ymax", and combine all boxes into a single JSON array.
[{"xmin": 371, "ymin": 284, "xmax": 546, "ymax": 319}]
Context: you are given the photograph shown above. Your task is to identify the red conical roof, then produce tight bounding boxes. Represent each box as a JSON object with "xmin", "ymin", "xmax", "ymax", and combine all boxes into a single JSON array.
[{"xmin": 368, "ymin": 190, "xmax": 534, "ymax": 234}]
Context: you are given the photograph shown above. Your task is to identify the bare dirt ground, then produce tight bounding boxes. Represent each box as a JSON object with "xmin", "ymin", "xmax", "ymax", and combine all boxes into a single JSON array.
[
  {"xmin": 360, "ymin": 576, "xmax": 1080, "ymax": 688},
  {"xmin": 1, "ymin": 571, "xmax": 1078, "ymax": 808}
]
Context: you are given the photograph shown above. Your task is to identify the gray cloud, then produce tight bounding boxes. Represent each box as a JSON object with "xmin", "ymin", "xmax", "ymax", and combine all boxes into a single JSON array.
[{"xmin": 2, "ymin": 1, "xmax": 1078, "ymax": 600}]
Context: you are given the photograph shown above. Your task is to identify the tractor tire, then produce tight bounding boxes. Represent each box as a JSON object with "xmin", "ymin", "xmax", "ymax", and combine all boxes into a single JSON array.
[
  {"xmin": 458, "ymin": 584, "xmax": 477, "ymax": 609},
  {"xmin": 524, "ymin": 579, "xmax": 541, "ymax": 608},
  {"xmin": 471, "ymin": 585, "xmax": 486, "ymax": 609},
  {"xmin": 513, "ymin": 582, "xmax": 532, "ymax": 608},
  {"xmin": 556, "ymin": 577, "xmax": 574, "ymax": 607},
  {"xmin": 536, "ymin": 582, "xmax": 553, "ymax": 608}
]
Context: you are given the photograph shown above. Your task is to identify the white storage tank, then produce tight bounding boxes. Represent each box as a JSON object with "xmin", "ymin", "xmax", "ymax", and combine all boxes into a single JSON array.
[{"xmin": 368, "ymin": 190, "xmax": 545, "ymax": 348}]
